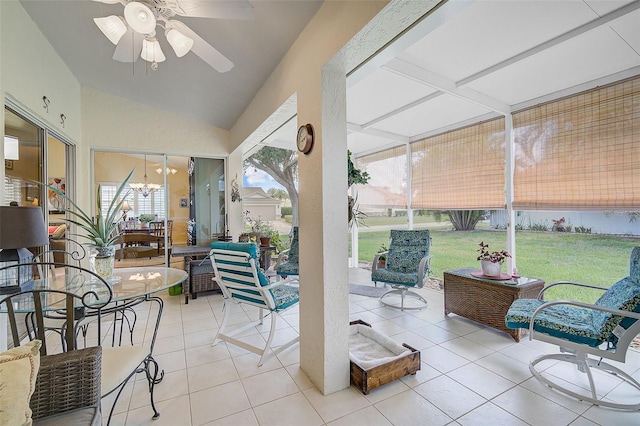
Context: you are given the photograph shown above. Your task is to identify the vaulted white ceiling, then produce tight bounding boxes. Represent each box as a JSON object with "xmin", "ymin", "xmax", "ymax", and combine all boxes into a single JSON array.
[{"xmin": 18, "ymin": 0, "xmax": 323, "ymax": 130}]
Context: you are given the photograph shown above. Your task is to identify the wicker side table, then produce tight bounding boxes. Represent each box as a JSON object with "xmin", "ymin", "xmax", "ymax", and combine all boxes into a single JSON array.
[
  {"xmin": 186, "ymin": 259, "xmax": 219, "ymax": 304},
  {"xmin": 443, "ymin": 268, "xmax": 544, "ymax": 342}
]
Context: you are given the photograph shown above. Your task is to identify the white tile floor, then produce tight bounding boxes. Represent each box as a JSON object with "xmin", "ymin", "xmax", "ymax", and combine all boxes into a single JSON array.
[{"xmin": 102, "ymin": 269, "xmax": 640, "ymax": 425}]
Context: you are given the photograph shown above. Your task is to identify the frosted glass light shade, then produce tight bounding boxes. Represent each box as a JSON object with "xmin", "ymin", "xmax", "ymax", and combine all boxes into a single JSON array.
[
  {"xmin": 141, "ymin": 39, "xmax": 166, "ymax": 62},
  {"xmin": 124, "ymin": 1, "xmax": 156, "ymax": 34},
  {"xmin": 94, "ymin": 16, "xmax": 127, "ymax": 45},
  {"xmin": 166, "ymin": 29, "xmax": 193, "ymax": 57},
  {"xmin": 4, "ymin": 136, "xmax": 19, "ymax": 160}
]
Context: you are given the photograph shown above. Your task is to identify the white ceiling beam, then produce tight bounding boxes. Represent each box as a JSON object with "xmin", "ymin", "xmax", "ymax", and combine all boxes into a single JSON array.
[
  {"xmin": 383, "ymin": 58, "xmax": 512, "ymax": 114},
  {"xmin": 347, "ymin": 0, "xmax": 476, "ymax": 88},
  {"xmin": 347, "ymin": 122, "xmax": 410, "ymax": 144},
  {"xmin": 458, "ymin": 0, "xmax": 640, "ymax": 87},
  {"xmin": 409, "ymin": 111, "xmax": 501, "ymax": 143},
  {"xmin": 512, "ymin": 67, "xmax": 640, "ymax": 112},
  {"xmin": 361, "ymin": 90, "xmax": 445, "ymax": 129}
]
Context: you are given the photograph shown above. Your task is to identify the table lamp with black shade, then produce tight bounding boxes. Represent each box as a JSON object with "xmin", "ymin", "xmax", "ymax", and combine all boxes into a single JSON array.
[{"xmin": 0, "ymin": 206, "xmax": 49, "ymax": 294}]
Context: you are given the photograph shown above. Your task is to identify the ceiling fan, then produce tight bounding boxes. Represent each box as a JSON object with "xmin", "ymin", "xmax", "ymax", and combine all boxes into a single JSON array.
[{"xmin": 91, "ymin": 0, "xmax": 254, "ymax": 72}]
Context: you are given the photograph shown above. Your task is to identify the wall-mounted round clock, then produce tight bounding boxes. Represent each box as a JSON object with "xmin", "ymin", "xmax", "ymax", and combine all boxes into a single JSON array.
[{"xmin": 297, "ymin": 123, "xmax": 314, "ymax": 155}]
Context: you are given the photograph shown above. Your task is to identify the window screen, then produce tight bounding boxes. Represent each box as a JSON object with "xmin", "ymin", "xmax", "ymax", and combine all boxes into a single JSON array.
[
  {"xmin": 411, "ymin": 118, "xmax": 506, "ymax": 209},
  {"xmin": 513, "ymin": 77, "xmax": 640, "ymax": 211},
  {"xmin": 355, "ymin": 146, "xmax": 407, "ymax": 208}
]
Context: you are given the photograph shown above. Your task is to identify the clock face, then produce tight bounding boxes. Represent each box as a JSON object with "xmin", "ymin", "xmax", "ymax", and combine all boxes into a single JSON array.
[{"xmin": 297, "ymin": 124, "xmax": 314, "ymax": 154}]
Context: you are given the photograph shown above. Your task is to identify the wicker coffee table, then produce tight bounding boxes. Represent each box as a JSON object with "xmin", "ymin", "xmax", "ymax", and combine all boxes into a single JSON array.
[{"xmin": 443, "ymin": 268, "xmax": 544, "ymax": 342}]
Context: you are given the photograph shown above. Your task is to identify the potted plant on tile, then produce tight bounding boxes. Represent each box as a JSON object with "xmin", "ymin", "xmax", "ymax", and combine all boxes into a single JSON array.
[
  {"xmin": 42, "ymin": 170, "xmax": 134, "ymax": 281},
  {"xmin": 476, "ymin": 241, "xmax": 510, "ymax": 277}
]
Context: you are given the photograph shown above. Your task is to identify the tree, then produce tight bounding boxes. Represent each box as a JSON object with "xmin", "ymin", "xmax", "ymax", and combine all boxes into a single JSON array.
[
  {"xmin": 447, "ymin": 210, "xmax": 486, "ymax": 231},
  {"xmin": 244, "ymin": 147, "xmax": 299, "ymax": 225},
  {"xmin": 267, "ymin": 188, "xmax": 289, "ymax": 200}
]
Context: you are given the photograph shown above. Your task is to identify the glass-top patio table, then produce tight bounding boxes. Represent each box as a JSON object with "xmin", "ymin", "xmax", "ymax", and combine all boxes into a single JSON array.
[{"xmin": 1, "ymin": 266, "xmax": 187, "ymax": 367}]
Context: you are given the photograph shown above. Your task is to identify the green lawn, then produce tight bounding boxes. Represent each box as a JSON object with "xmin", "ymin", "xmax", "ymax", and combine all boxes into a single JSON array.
[{"xmin": 356, "ymin": 228, "xmax": 640, "ymax": 303}]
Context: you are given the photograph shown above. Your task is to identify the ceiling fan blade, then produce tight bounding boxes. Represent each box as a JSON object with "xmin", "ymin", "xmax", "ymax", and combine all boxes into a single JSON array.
[
  {"xmin": 113, "ymin": 29, "xmax": 144, "ymax": 62},
  {"xmin": 171, "ymin": 0, "xmax": 254, "ymax": 20},
  {"xmin": 169, "ymin": 20, "xmax": 234, "ymax": 72}
]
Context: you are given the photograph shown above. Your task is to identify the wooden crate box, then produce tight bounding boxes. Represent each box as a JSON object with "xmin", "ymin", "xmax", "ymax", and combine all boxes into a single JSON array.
[{"xmin": 349, "ymin": 320, "xmax": 420, "ymax": 394}]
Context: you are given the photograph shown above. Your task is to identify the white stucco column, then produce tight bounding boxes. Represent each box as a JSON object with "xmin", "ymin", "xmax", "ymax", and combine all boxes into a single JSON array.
[{"xmin": 298, "ymin": 63, "xmax": 350, "ymax": 394}]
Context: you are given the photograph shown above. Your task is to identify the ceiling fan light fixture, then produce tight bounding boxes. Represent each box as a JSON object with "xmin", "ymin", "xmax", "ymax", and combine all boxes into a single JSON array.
[
  {"xmin": 94, "ymin": 16, "xmax": 127, "ymax": 45},
  {"xmin": 124, "ymin": 1, "xmax": 156, "ymax": 34},
  {"xmin": 166, "ymin": 28, "xmax": 193, "ymax": 57},
  {"xmin": 141, "ymin": 39, "xmax": 166, "ymax": 63}
]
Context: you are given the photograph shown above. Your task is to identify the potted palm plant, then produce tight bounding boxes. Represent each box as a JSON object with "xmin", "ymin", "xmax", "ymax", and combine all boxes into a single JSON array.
[{"xmin": 43, "ymin": 169, "xmax": 134, "ymax": 280}]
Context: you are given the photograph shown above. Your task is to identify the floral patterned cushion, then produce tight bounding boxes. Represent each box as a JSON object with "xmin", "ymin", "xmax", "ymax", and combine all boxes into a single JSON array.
[
  {"xmin": 276, "ymin": 262, "xmax": 299, "ymax": 276},
  {"xmin": 506, "ymin": 247, "xmax": 640, "ymax": 348},
  {"xmin": 287, "ymin": 227, "xmax": 299, "ymax": 264},
  {"xmin": 593, "ymin": 276, "xmax": 640, "ymax": 344},
  {"xmin": 371, "ymin": 268, "xmax": 419, "ymax": 286},
  {"xmin": 385, "ymin": 230, "xmax": 431, "ymax": 274},
  {"xmin": 271, "ymin": 284, "xmax": 299, "ymax": 311},
  {"xmin": 276, "ymin": 227, "xmax": 299, "ymax": 276},
  {"xmin": 505, "ymin": 299, "xmax": 602, "ymax": 347}
]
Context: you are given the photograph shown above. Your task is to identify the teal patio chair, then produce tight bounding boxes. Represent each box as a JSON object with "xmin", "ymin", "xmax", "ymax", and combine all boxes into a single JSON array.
[
  {"xmin": 505, "ymin": 247, "xmax": 640, "ymax": 410},
  {"xmin": 371, "ymin": 229, "xmax": 432, "ymax": 311},
  {"xmin": 209, "ymin": 242, "xmax": 300, "ymax": 366},
  {"xmin": 275, "ymin": 226, "xmax": 299, "ymax": 278}
]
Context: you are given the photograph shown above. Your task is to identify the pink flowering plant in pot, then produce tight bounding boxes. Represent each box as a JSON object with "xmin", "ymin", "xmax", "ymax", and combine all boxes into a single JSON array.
[{"xmin": 476, "ymin": 241, "xmax": 510, "ymax": 277}]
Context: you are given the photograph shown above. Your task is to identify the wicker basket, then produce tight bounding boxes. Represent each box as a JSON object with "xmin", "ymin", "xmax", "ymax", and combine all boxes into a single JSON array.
[{"xmin": 185, "ymin": 259, "xmax": 219, "ymax": 303}]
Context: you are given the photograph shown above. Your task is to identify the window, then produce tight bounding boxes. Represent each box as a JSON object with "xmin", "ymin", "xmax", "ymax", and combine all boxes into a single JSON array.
[{"xmin": 100, "ymin": 183, "xmax": 166, "ymax": 219}]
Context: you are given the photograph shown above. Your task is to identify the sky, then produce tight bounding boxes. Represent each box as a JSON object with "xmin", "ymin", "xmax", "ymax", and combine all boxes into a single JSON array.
[{"xmin": 243, "ymin": 167, "xmax": 286, "ymax": 191}]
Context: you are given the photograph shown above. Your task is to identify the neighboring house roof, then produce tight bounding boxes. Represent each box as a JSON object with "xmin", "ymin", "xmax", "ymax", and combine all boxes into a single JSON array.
[{"xmin": 243, "ymin": 187, "xmax": 283, "ymax": 205}]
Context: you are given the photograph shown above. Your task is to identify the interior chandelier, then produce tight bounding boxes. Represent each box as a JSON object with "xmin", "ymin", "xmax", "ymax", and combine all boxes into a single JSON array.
[
  {"xmin": 130, "ymin": 155, "xmax": 161, "ymax": 198},
  {"xmin": 91, "ymin": 0, "xmax": 254, "ymax": 71}
]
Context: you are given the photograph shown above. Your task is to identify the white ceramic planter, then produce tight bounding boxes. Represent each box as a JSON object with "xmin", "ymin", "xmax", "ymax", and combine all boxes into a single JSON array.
[{"xmin": 481, "ymin": 260, "xmax": 502, "ymax": 277}]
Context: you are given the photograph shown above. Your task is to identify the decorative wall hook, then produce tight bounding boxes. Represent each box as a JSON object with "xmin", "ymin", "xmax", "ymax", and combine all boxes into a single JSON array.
[
  {"xmin": 59, "ymin": 113, "xmax": 66, "ymax": 128},
  {"xmin": 42, "ymin": 96, "xmax": 50, "ymax": 113}
]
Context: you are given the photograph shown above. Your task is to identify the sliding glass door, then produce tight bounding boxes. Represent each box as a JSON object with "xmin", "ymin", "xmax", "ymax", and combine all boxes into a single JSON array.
[{"xmin": 93, "ymin": 151, "xmax": 225, "ymax": 267}]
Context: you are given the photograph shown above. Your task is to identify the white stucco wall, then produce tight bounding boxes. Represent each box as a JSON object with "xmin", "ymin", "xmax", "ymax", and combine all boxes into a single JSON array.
[{"xmin": 1, "ymin": 0, "xmax": 81, "ymax": 141}]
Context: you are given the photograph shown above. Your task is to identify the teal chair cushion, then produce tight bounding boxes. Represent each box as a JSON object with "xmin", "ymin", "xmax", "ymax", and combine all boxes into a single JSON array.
[
  {"xmin": 276, "ymin": 227, "xmax": 299, "ymax": 276},
  {"xmin": 505, "ymin": 299, "xmax": 602, "ymax": 347},
  {"xmin": 506, "ymin": 247, "xmax": 640, "ymax": 348},
  {"xmin": 371, "ymin": 268, "xmax": 418, "ymax": 287},
  {"xmin": 371, "ymin": 229, "xmax": 430, "ymax": 288},
  {"xmin": 210, "ymin": 241, "xmax": 298, "ymax": 311},
  {"xmin": 210, "ymin": 241, "xmax": 269, "ymax": 287}
]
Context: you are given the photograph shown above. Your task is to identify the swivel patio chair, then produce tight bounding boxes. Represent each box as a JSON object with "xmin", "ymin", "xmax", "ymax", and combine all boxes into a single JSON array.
[
  {"xmin": 371, "ymin": 229, "xmax": 432, "ymax": 311},
  {"xmin": 275, "ymin": 226, "xmax": 299, "ymax": 278},
  {"xmin": 505, "ymin": 246, "xmax": 640, "ymax": 410},
  {"xmin": 209, "ymin": 241, "xmax": 300, "ymax": 366}
]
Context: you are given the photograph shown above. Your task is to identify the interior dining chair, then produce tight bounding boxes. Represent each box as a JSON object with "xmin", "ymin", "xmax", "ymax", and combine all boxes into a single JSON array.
[
  {"xmin": 0, "ymin": 262, "xmax": 161, "ymax": 424},
  {"xmin": 209, "ymin": 241, "xmax": 300, "ymax": 366},
  {"xmin": 371, "ymin": 229, "xmax": 432, "ymax": 311},
  {"xmin": 275, "ymin": 226, "xmax": 299, "ymax": 278},
  {"xmin": 505, "ymin": 246, "xmax": 640, "ymax": 410}
]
